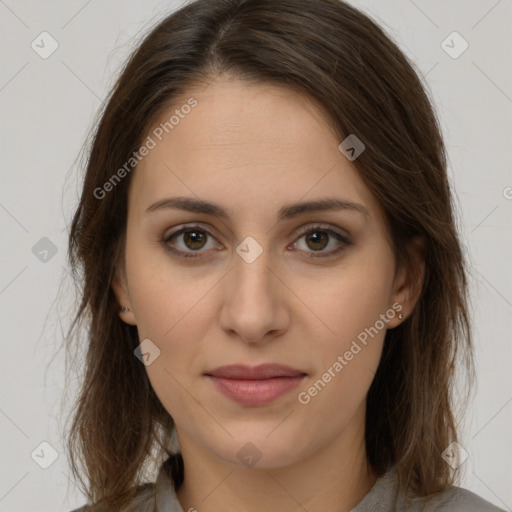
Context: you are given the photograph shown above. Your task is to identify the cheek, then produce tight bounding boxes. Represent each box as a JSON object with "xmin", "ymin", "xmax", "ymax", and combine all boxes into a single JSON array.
[
  {"xmin": 125, "ymin": 236, "xmax": 212, "ymax": 339},
  {"xmin": 304, "ymin": 259, "xmax": 395, "ymax": 349},
  {"xmin": 129, "ymin": 267, "xmax": 211, "ymax": 420},
  {"xmin": 295, "ymin": 252, "xmax": 394, "ymax": 404},
  {"xmin": 130, "ymin": 272, "xmax": 211, "ymax": 381},
  {"xmin": 296, "ymin": 302, "xmax": 387, "ymax": 426},
  {"xmin": 124, "ymin": 245, "xmax": 215, "ymax": 417}
]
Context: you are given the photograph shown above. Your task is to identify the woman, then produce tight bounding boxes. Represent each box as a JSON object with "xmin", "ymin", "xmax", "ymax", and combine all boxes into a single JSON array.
[{"xmin": 65, "ymin": 0, "xmax": 504, "ymax": 510}]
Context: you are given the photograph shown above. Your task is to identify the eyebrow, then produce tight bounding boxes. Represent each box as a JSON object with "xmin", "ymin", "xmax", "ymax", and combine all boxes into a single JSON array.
[{"xmin": 145, "ymin": 196, "xmax": 369, "ymax": 221}]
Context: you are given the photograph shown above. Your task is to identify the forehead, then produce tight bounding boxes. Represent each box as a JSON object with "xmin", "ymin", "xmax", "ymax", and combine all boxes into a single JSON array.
[{"xmin": 129, "ymin": 77, "xmax": 384, "ymax": 227}]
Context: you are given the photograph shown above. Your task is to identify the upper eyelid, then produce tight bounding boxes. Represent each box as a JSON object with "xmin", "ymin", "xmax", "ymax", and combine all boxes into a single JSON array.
[
  {"xmin": 294, "ymin": 223, "xmax": 348, "ymax": 237},
  {"xmin": 164, "ymin": 223, "xmax": 221, "ymax": 242}
]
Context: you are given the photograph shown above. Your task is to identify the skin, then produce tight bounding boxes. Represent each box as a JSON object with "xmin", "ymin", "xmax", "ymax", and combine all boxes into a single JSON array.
[{"xmin": 112, "ymin": 76, "xmax": 424, "ymax": 512}]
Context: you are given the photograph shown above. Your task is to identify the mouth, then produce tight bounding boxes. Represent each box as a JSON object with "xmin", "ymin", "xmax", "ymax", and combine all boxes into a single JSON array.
[{"xmin": 204, "ymin": 364, "xmax": 307, "ymax": 406}]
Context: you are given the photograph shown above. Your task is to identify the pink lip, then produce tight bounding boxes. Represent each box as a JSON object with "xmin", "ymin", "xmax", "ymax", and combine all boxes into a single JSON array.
[{"xmin": 205, "ymin": 364, "xmax": 307, "ymax": 406}]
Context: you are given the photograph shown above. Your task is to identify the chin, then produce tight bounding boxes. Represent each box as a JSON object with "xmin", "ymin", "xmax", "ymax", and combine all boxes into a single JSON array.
[{"xmin": 206, "ymin": 427, "xmax": 312, "ymax": 470}]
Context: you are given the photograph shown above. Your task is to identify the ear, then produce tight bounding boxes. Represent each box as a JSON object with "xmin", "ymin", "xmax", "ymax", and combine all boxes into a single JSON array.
[
  {"xmin": 387, "ymin": 234, "xmax": 426, "ymax": 328},
  {"xmin": 111, "ymin": 266, "xmax": 137, "ymax": 326}
]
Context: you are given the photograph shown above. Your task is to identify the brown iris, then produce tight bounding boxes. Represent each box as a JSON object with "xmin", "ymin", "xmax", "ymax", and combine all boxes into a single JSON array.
[
  {"xmin": 183, "ymin": 229, "xmax": 207, "ymax": 250},
  {"xmin": 305, "ymin": 231, "xmax": 329, "ymax": 251}
]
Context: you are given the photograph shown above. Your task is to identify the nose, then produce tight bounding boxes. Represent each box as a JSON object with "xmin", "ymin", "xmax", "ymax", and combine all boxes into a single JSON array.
[{"xmin": 218, "ymin": 244, "xmax": 290, "ymax": 344}]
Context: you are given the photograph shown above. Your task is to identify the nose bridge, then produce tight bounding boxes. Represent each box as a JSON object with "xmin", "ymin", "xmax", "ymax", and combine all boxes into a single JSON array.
[
  {"xmin": 234, "ymin": 242, "xmax": 272, "ymax": 291},
  {"xmin": 232, "ymin": 237, "xmax": 276, "ymax": 307}
]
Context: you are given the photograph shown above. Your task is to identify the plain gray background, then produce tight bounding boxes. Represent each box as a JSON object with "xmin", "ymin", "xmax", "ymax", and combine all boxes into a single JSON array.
[{"xmin": 0, "ymin": 0, "xmax": 511, "ymax": 510}]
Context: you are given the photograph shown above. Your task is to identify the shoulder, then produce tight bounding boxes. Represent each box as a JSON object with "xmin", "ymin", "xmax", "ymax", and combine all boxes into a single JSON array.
[
  {"xmin": 69, "ymin": 453, "xmax": 184, "ymax": 512},
  {"xmin": 355, "ymin": 468, "xmax": 505, "ymax": 512},
  {"xmin": 415, "ymin": 486, "xmax": 506, "ymax": 512},
  {"xmin": 69, "ymin": 482, "xmax": 156, "ymax": 512}
]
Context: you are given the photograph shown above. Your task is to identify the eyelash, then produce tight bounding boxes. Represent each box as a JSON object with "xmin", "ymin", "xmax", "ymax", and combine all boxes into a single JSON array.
[{"xmin": 162, "ymin": 224, "xmax": 352, "ymax": 260}]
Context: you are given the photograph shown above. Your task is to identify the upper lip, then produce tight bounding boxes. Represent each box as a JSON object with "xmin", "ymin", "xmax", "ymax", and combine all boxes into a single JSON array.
[{"xmin": 205, "ymin": 364, "xmax": 307, "ymax": 380}]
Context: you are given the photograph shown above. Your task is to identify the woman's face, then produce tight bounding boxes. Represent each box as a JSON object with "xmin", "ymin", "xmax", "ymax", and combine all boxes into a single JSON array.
[{"xmin": 113, "ymin": 76, "xmax": 413, "ymax": 469}]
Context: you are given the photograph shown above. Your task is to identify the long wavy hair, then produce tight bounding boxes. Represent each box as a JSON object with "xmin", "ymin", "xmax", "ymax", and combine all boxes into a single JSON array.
[{"xmin": 62, "ymin": 0, "xmax": 474, "ymax": 509}]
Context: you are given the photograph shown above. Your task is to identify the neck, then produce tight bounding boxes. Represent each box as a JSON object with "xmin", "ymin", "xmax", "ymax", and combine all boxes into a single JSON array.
[{"xmin": 175, "ymin": 410, "xmax": 377, "ymax": 512}]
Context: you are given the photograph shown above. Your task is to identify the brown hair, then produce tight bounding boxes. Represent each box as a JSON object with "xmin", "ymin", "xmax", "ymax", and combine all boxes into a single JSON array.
[{"xmin": 63, "ymin": 0, "xmax": 474, "ymax": 509}]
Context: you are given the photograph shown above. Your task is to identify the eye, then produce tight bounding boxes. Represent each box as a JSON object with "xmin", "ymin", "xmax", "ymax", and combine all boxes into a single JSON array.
[
  {"xmin": 162, "ymin": 225, "xmax": 220, "ymax": 258},
  {"xmin": 162, "ymin": 224, "xmax": 352, "ymax": 259},
  {"xmin": 290, "ymin": 225, "xmax": 352, "ymax": 258}
]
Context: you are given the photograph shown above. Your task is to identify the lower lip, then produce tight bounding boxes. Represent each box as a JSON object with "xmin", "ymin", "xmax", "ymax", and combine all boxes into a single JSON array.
[{"xmin": 207, "ymin": 375, "xmax": 306, "ymax": 406}]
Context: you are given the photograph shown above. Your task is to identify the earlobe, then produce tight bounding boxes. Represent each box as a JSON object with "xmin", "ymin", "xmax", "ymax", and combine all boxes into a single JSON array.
[{"xmin": 111, "ymin": 269, "xmax": 137, "ymax": 326}]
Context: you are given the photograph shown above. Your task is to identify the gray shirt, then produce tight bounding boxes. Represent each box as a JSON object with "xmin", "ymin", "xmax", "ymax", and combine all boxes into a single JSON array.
[{"xmin": 71, "ymin": 456, "xmax": 505, "ymax": 512}]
